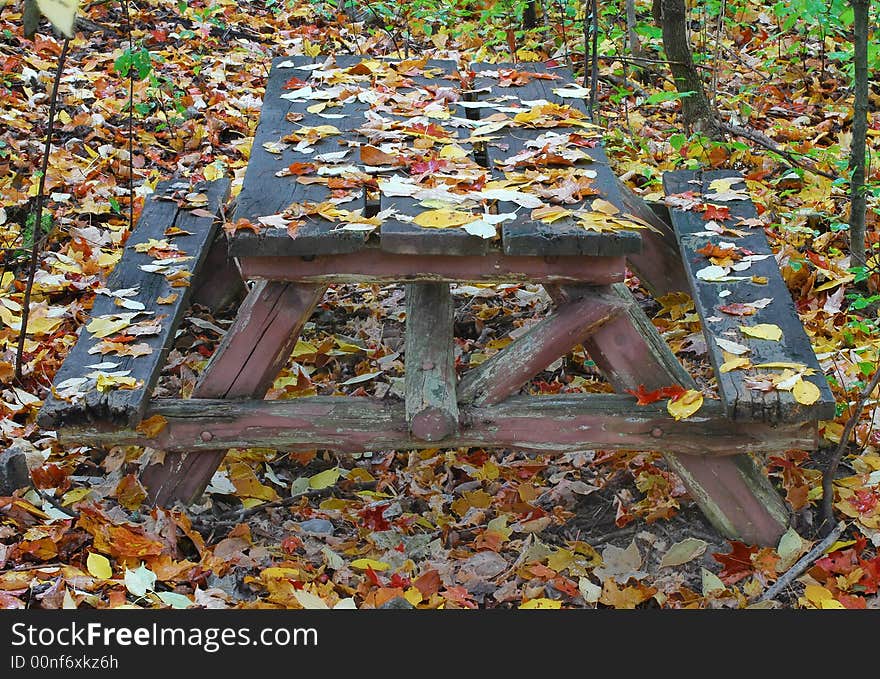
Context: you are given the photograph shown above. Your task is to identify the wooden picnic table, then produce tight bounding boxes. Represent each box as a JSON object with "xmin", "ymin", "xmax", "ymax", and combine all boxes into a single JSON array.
[{"xmin": 40, "ymin": 55, "xmax": 834, "ymax": 546}]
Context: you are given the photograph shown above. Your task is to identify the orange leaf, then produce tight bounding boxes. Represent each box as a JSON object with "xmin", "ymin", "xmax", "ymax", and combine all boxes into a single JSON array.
[
  {"xmin": 702, "ymin": 204, "xmax": 731, "ymax": 221},
  {"xmin": 359, "ymin": 145, "xmax": 398, "ymax": 166},
  {"xmin": 135, "ymin": 414, "xmax": 168, "ymax": 438}
]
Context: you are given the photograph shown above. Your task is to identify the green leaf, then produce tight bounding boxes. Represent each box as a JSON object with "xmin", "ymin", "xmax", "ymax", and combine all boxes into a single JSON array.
[
  {"xmin": 124, "ymin": 564, "xmax": 157, "ymax": 598},
  {"xmin": 646, "ymin": 90, "xmax": 695, "ymax": 104}
]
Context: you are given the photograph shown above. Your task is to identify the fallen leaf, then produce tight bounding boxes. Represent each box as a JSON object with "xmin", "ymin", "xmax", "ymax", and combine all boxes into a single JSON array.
[
  {"xmin": 660, "ymin": 538, "xmax": 708, "ymax": 568},
  {"xmin": 135, "ymin": 414, "xmax": 168, "ymax": 438},
  {"xmin": 667, "ymin": 389, "xmax": 703, "ymax": 420},
  {"xmin": 792, "ymin": 379, "xmax": 821, "ymax": 405},
  {"xmin": 413, "ymin": 209, "xmax": 476, "ymax": 229},
  {"xmin": 87, "ymin": 552, "xmax": 113, "ymax": 580},
  {"xmin": 740, "ymin": 324, "xmax": 783, "ymax": 341}
]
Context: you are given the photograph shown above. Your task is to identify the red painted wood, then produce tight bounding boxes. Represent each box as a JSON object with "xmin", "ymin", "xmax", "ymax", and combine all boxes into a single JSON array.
[
  {"xmin": 190, "ymin": 235, "xmax": 246, "ymax": 312},
  {"xmin": 237, "ymin": 250, "xmax": 626, "ymax": 285},
  {"xmin": 458, "ymin": 288, "xmax": 624, "ymax": 405},
  {"xmin": 670, "ymin": 453, "xmax": 791, "ymax": 546},
  {"xmin": 574, "ymin": 284, "xmax": 788, "ymax": 544},
  {"xmin": 62, "ymin": 395, "xmax": 815, "ymax": 457},
  {"xmin": 140, "ymin": 281, "xmax": 326, "ymax": 506}
]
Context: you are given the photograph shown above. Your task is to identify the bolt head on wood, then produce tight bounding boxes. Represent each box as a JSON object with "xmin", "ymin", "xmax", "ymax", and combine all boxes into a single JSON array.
[
  {"xmin": 421, "ymin": 360, "xmax": 435, "ymax": 370},
  {"xmin": 200, "ymin": 430, "xmax": 214, "ymax": 442},
  {"xmin": 651, "ymin": 427, "xmax": 663, "ymax": 438}
]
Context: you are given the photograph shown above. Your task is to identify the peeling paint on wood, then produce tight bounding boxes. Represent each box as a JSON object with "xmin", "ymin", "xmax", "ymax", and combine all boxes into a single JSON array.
[
  {"xmin": 59, "ymin": 395, "xmax": 815, "ymax": 458},
  {"xmin": 404, "ymin": 283, "xmax": 458, "ymax": 441}
]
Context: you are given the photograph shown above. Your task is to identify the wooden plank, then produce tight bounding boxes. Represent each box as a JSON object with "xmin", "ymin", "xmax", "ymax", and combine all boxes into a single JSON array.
[
  {"xmin": 140, "ymin": 281, "xmax": 325, "ymax": 505},
  {"xmin": 471, "ymin": 62, "xmax": 641, "ymax": 257},
  {"xmin": 59, "ymin": 395, "xmax": 815, "ymax": 458},
  {"xmin": 228, "ymin": 55, "xmax": 372, "ymax": 257},
  {"xmin": 37, "ymin": 179, "xmax": 230, "ymax": 430},
  {"xmin": 572, "ymin": 282, "xmax": 790, "ymax": 545},
  {"xmin": 662, "ymin": 169, "xmax": 835, "ymax": 423},
  {"xmin": 237, "ymin": 250, "xmax": 626, "ymax": 285},
  {"xmin": 190, "ymin": 234, "xmax": 246, "ymax": 312},
  {"xmin": 404, "ymin": 283, "xmax": 458, "ymax": 441},
  {"xmin": 378, "ymin": 59, "xmax": 491, "ymax": 256},
  {"xmin": 614, "ymin": 177, "xmax": 690, "ymax": 295},
  {"xmin": 457, "ymin": 286, "xmax": 624, "ymax": 405}
]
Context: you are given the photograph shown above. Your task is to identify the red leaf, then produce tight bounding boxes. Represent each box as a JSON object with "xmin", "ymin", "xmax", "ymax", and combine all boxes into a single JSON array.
[
  {"xmin": 413, "ymin": 570, "xmax": 442, "ymax": 597},
  {"xmin": 718, "ymin": 303, "xmax": 756, "ymax": 316},
  {"xmin": 702, "ymin": 204, "xmax": 731, "ymax": 221},
  {"xmin": 712, "ymin": 541, "xmax": 759, "ymax": 584},
  {"xmin": 365, "ymin": 566, "xmax": 384, "ymax": 587},
  {"xmin": 358, "ymin": 502, "xmax": 391, "ymax": 531},
  {"xmin": 625, "ymin": 384, "xmax": 686, "ymax": 405}
]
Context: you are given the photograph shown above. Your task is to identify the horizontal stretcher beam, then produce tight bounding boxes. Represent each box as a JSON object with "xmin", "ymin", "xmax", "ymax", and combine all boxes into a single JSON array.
[{"xmin": 58, "ymin": 394, "xmax": 815, "ymax": 456}]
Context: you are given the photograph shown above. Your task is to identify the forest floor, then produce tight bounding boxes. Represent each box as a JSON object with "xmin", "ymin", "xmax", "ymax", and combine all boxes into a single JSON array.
[{"xmin": 0, "ymin": 0, "xmax": 879, "ymax": 610}]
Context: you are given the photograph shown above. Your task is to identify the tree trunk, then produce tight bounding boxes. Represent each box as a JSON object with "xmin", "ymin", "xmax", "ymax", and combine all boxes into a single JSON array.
[
  {"xmin": 848, "ymin": 0, "xmax": 870, "ymax": 270},
  {"xmin": 659, "ymin": 0, "xmax": 720, "ymax": 137},
  {"xmin": 626, "ymin": 0, "xmax": 646, "ymax": 59}
]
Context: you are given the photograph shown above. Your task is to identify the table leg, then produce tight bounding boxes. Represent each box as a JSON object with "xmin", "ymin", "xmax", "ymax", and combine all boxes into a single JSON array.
[
  {"xmin": 140, "ymin": 281, "xmax": 326, "ymax": 506},
  {"xmin": 560, "ymin": 283, "xmax": 790, "ymax": 545}
]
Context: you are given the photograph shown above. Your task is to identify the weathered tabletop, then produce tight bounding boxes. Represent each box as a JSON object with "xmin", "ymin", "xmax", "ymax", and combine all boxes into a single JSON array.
[{"xmin": 227, "ymin": 55, "xmax": 648, "ymax": 263}]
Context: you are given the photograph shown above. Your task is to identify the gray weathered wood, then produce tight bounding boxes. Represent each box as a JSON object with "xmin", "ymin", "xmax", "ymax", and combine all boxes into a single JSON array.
[
  {"xmin": 58, "ymin": 394, "xmax": 815, "ymax": 457},
  {"xmin": 237, "ymin": 250, "xmax": 626, "ymax": 285},
  {"xmin": 404, "ymin": 283, "xmax": 459, "ymax": 441},
  {"xmin": 472, "ymin": 62, "xmax": 641, "ymax": 257},
  {"xmin": 37, "ymin": 179, "xmax": 230, "ymax": 429},
  {"xmin": 614, "ymin": 177, "xmax": 690, "ymax": 295},
  {"xmin": 458, "ymin": 286, "xmax": 624, "ymax": 405},
  {"xmin": 228, "ymin": 55, "xmax": 371, "ymax": 257},
  {"xmin": 663, "ymin": 169, "xmax": 835, "ymax": 423},
  {"xmin": 190, "ymin": 234, "xmax": 246, "ymax": 312},
  {"xmin": 378, "ymin": 60, "xmax": 492, "ymax": 256}
]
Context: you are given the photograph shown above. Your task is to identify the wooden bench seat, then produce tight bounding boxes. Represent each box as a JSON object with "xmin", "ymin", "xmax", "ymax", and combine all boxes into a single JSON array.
[
  {"xmin": 662, "ymin": 169, "xmax": 835, "ymax": 424},
  {"xmin": 38, "ymin": 179, "xmax": 230, "ymax": 430}
]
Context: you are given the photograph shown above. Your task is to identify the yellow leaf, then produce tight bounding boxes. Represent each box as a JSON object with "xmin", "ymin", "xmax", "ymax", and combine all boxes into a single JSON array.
[
  {"xmin": 413, "ymin": 209, "xmax": 476, "ymax": 229},
  {"xmin": 754, "ymin": 362, "xmax": 807, "ymax": 370},
  {"xmin": 203, "ymin": 163, "xmax": 224, "ymax": 181},
  {"xmin": 813, "ymin": 275, "xmax": 854, "ymax": 292},
  {"xmin": 438, "ymin": 144, "xmax": 468, "ymax": 160},
  {"xmin": 720, "ymin": 357, "xmax": 752, "ymax": 373},
  {"xmin": 350, "ymin": 558, "xmax": 390, "ymax": 571},
  {"xmin": 531, "ymin": 205, "xmax": 572, "ymax": 223},
  {"xmin": 667, "ymin": 389, "xmax": 703, "ymax": 420},
  {"xmin": 87, "ymin": 316, "xmax": 132, "ymax": 338},
  {"xmin": 36, "ymin": 0, "xmax": 79, "ymax": 38},
  {"xmin": 87, "ymin": 552, "xmax": 113, "ymax": 580},
  {"xmin": 404, "ymin": 587, "xmax": 423, "ymax": 606},
  {"xmin": 309, "ymin": 467, "xmax": 342, "ymax": 489},
  {"xmin": 135, "ymin": 414, "xmax": 167, "ymax": 438},
  {"xmin": 590, "ymin": 198, "xmax": 619, "ymax": 215},
  {"xmin": 519, "ymin": 598, "xmax": 562, "ymax": 609},
  {"xmin": 802, "ymin": 584, "xmax": 845, "ymax": 609},
  {"xmin": 156, "ymin": 293, "xmax": 179, "ymax": 305},
  {"xmin": 291, "ymin": 339, "xmax": 318, "ymax": 359},
  {"xmin": 95, "ymin": 374, "xmax": 138, "ymax": 392},
  {"xmin": 62, "ymin": 487, "xmax": 91, "ymax": 506},
  {"xmin": 792, "ymin": 379, "xmax": 821, "ymax": 405},
  {"xmin": 739, "ymin": 323, "xmax": 783, "ymax": 341},
  {"xmin": 227, "ymin": 461, "xmax": 280, "ymax": 501}
]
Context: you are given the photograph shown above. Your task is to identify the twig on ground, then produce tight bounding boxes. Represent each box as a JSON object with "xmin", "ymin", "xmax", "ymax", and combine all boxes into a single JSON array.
[
  {"xmin": 36, "ymin": 488, "xmax": 80, "ymax": 519},
  {"xmin": 191, "ymin": 481, "xmax": 376, "ymax": 527},
  {"xmin": 821, "ymin": 367, "xmax": 880, "ymax": 531},
  {"xmin": 755, "ymin": 520, "xmax": 846, "ymax": 603},
  {"xmin": 720, "ymin": 121, "xmax": 837, "ymax": 180}
]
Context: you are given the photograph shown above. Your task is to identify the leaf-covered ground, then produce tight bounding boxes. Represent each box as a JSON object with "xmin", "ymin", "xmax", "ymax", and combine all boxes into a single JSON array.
[{"xmin": 1, "ymin": 0, "xmax": 879, "ymax": 610}]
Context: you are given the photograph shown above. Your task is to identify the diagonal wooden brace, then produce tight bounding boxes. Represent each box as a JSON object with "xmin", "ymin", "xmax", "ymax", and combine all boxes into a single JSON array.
[
  {"xmin": 458, "ymin": 286, "xmax": 624, "ymax": 406},
  {"xmin": 556, "ymin": 283, "xmax": 790, "ymax": 546},
  {"xmin": 140, "ymin": 281, "xmax": 326, "ymax": 506},
  {"xmin": 405, "ymin": 283, "xmax": 458, "ymax": 441}
]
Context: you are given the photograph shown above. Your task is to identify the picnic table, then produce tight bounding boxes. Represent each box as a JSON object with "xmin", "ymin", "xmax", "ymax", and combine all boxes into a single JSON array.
[{"xmin": 39, "ymin": 55, "xmax": 835, "ymax": 546}]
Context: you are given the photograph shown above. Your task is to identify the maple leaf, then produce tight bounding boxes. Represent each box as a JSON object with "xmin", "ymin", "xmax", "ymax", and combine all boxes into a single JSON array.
[
  {"xmin": 358, "ymin": 502, "xmax": 391, "ymax": 531},
  {"xmin": 702, "ymin": 204, "xmax": 731, "ymax": 221},
  {"xmin": 712, "ymin": 541, "xmax": 759, "ymax": 584},
  {"xmin": 625, "ymin": 384, "xmax": 687, "ymax": 405}
]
